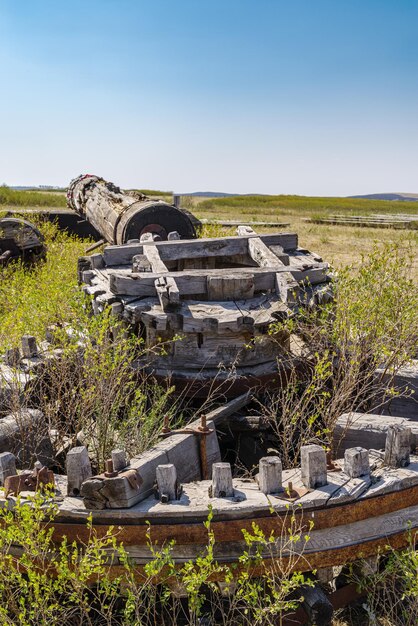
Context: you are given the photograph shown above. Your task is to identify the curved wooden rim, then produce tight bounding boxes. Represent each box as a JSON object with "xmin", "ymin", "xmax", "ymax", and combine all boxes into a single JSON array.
[{"xmin": 52, "ymin": 484, "xmax": 418, "ymax": 547}]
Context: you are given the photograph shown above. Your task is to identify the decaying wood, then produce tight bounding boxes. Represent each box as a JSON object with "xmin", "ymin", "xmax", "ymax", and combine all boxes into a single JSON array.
[
  {"xmin": 103, "ymin": 232, "xmax": 299, "ymax": 266},
  {"xmin": 0, "ymin": 218, "xmax": 45, "ymax": 263},
  {"xmin": 67, "ymin": 174, "xmax": 197, "ymax": 244},
  {"xmin": 156, "ymin": 464, "xmax": 179, "ymax": 502},
  {"xmin": 258, "ymin": 456, "xmax": 282, "ymax": 494},
  {"xmin": 384, "ymin": 424, "xmax": 411, "ymax": 468},
  {"xmin": 211, "ymin": 462, "xmax": 234, "ymax": 498},
  {"xmin": 301, "ymin": 445, "xmax": 327, "ymax": 489},
  {"xmin": 155, "ymin": 276, "xmax": 180, "ymax": 310},
  {"xmin": 333, "ymin": 412, "xmax": 418, "ymax": 455}
]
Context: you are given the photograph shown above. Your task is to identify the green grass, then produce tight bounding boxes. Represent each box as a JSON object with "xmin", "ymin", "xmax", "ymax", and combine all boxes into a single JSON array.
[
  {"xmin": 0, "ymin": 222, "xmax": 87, "ymax": 350},
  {"xmin": 0, "ymin": 186, "xmax": 67, "ymax": 208},
  {"xmin": 195, "ymin": 194, "xmax": 418, "ymax": 218}
]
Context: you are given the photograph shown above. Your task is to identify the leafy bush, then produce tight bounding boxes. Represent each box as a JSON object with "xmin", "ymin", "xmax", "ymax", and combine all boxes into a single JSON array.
[
  {"xmin": 260, "ymin": 243, "xmax": 418, "ymax": 464},
  {"xmin": 0, "ymin": 494, "xmax": 310, "ymax": 626}
]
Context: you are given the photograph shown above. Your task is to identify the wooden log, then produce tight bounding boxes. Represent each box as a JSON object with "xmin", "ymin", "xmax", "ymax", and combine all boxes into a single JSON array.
[
  {"xmin": 156, "ymin": 464, "xmax": 178, "ymax": 502},
  {"xmin": 67, "ymin": 174, "xmax": 197, "ymax": 244},
  {"xmin": 0, "ymin": 452, "xmax": 16, "ymax": 486},
  {"xmin": 66, "ymin": 446, "xmax": 92, "ymax": 496},
  {"xmin": 301, "ymin": 445, "xmax": 327, "ymax": 489},
  {"xmin": 258, "ymin": 456, "xmax": 282, "ymax": 494},
  {"xmin": 344, "ymin": 447, "xmax": 370, "ymax": 478},
  {"xmin": 211, "ymin": 462, "xmax": 234, "ymax": 498},
  {"xmin": 384, "ymin": 425, "xmax": 411, "ymax": 468}
]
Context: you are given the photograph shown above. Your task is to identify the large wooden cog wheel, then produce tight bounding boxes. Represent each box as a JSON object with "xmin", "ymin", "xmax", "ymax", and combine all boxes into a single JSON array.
[{"xmin": 0, "ymin": 217, "xmax": 46, "ymax": 265}]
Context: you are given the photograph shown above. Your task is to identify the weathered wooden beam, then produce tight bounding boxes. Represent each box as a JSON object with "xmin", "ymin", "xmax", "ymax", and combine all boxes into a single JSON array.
[
  {"xmin": 248, "ymin": 236, "xmax": 287, "ymax": 269},
  {"xmin": 207, "ymin": 273, "xmax": 254, "ymax": 300},
  {"xmin": 103, "ymin": 232, "xmax": 299, "ymax": 266},
  {"xmin": 333, "ymin": 412, "xmax": 418, "ymax": 455},
  {"xmin": 155, "ymin": 276, "xmax": 180, "ymax": 310},
  {"xmin": 202, "ymin": 392, "xmax": 252, "ymax": 426},
  {"xmin": 109, "ymin": 264, "xmax": 328, "ymax": 296},
  {"xmin": 0, "ymin": 409, "xmax": 53, "ymax": 467},
  {"xmin": 143, "ymin": 243, "xmax": 169, "ymax": 273}
]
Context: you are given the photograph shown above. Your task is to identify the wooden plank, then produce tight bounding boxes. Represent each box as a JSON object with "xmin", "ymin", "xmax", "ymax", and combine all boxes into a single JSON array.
[
  {"xmin": 108, "ymin": 264, "xmax": 328, "ymax": 296},
  {"xmin": 103, "ymin": 232, "xmax": 299, "ymax": 266},
  {"xmin": 333, "ymin": 412, "xmax": 418, "ymax": 455},
  {"xmin": 247, "ymin": 237, "xmax": 287, "ymax": 268},
  {"xmin": 202, "ymin": 392, "xmax": 252, "ymax": 426},
  {"xmin": 142, "ymin": 244, "xmax": 169, "ymax": 274},
  {"xmin": 327, "ymin": 475, "xmax": 372, "ymax": 505}
]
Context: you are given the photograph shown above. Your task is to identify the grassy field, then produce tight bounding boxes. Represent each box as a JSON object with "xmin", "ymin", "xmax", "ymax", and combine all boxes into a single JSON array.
[
  {"xmin": 2, "ymin": 186, "xmax": 417, "ymax": 275},
  {"xmin": 187, "ymin": 194, "xmax": 418, "ymax": 277}
]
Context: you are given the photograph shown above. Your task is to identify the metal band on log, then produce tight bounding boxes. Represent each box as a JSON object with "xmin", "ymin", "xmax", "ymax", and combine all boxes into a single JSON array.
[{"xmin": 67, "ymin": 174, "xmax": 198, "ymax": 244}]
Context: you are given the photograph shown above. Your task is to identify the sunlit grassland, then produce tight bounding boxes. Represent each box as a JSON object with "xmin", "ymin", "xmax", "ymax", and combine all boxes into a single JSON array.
[
  {"xmin": 1, "ymin": 189, "xmax": 416, "ymax": 352},
  {"xmin": 192, "ymin": 195, "xmax": 418, "ymax": 277}
]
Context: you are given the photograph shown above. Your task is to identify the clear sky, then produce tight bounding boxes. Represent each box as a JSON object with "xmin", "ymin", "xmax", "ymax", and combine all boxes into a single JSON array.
[{"xmin": 0, "ymin": 0, "xmax": 417, "ymax": 195}]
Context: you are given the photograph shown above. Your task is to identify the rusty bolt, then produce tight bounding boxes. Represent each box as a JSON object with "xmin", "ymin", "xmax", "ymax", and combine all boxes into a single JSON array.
[
  {"xmin": 162, "ymin": 414, "xmax": 171, "ymax": 434},
  {"xmin": 199, "ymin": 414, "xmax": 209, "ymax": 433},
  {"xmin": 104, "ymin": 459, "xmax": 118, "ymax": 478}
]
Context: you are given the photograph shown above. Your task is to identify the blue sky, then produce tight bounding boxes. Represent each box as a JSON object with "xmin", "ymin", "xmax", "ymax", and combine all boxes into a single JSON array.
[{"xmin": 0, "ymin": 0, "xmax": 417, "ymax": 195}]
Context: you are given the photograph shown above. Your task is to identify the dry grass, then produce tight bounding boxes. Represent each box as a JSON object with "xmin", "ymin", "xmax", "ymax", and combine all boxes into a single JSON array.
[{"xmin": 192, "ymin": 197, "xmax": 418, "ymax": 279}]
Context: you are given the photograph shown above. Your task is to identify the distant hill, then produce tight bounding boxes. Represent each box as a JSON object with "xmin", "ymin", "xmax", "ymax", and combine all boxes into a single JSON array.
[{"xmin": 349, "ymin": 193, "xmax": 418, "ymax": 202}]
